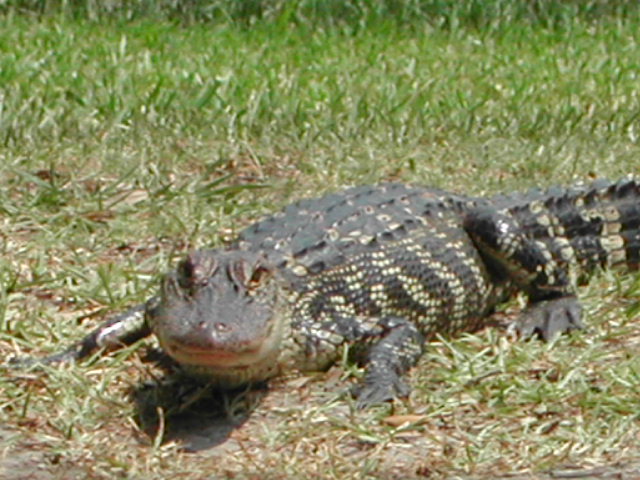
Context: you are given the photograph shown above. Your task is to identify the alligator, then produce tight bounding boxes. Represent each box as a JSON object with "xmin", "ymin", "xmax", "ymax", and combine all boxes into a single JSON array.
[{"xmin": 14, "ymin": 178, "xmax": 640, "ymax": 407}]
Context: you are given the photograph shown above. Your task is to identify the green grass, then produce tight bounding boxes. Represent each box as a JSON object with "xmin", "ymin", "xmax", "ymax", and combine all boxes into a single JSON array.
[{"xmin": 1, "ymin": 3, "xmax": 640, "ymax": 479}]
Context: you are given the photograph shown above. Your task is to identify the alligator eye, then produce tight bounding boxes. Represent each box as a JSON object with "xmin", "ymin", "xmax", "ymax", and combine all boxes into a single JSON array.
[
  {"xmin": 178, "ymin": 251, "xmax": 218, "ymax": 289},
  {"xmin": 247, "ymin": 265, "xmax": 272, "ymax": 290}
]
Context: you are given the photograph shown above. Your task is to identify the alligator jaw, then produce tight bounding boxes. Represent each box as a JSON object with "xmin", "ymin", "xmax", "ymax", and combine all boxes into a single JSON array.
[{"xmin": 158, "ymin": 312, "xmax": 286, "ymax": 375}]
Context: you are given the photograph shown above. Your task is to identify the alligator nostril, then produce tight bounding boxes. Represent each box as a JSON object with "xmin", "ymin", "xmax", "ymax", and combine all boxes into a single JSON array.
[{"xmin": 214, "ymin": 322, "xmax": 230, "ymax": 333}]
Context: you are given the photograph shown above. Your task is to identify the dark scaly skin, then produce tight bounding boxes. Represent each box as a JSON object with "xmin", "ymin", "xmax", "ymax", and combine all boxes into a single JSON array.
[{"xmin": 12, "ymin": 178, "xmax": 640, "ymax": 407}]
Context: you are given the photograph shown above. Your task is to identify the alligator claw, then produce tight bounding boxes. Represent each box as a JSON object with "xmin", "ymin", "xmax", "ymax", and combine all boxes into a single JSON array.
[
  {"xmin": 515, "ymin": 296, "xmax": 584, "ymax": 341},
  {"xmin": 353, "ymin": 375, "xmax": 411, "ymax": 409}
]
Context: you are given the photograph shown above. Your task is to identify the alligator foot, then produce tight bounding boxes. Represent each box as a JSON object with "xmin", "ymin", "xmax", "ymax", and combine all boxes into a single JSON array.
[{"xmin": 515, "ymin": 296, "xmax": 584, "ymax": 341}]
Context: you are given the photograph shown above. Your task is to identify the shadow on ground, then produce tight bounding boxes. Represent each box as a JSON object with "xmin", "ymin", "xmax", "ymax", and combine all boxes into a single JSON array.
[{"xmin": 131, "ymin": 369, "xmax": 266, "ymax": 452}]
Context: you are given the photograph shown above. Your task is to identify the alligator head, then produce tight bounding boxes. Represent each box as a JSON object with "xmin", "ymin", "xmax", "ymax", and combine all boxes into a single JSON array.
[{"xmin": 147, "ymin": 249, "xmax": 286, "ymax": 386}]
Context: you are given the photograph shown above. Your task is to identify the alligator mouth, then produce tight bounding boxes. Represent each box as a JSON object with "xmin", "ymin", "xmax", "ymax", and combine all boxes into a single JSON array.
[
  {"xmin": 159, "ymin": 318, "xmax": 284, "ymax": 370},
  {"xmin": 163, "ymin": 340, "xmax": 274, "ymax": 368}
]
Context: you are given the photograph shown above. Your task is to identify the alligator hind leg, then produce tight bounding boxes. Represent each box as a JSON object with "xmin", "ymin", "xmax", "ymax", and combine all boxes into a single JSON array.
[
  {"xmin": 514, "ymin": 296, "xmax": 584, "ymax": 341},
  {"xmin": 464, "ymin": 207, "xmax": 584, "ymax": 340}
]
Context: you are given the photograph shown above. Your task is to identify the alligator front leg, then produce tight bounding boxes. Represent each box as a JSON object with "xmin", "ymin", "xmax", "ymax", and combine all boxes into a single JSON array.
[
  {"xmin": 352, "ymin": 316, "xmax": 425, "ymax": 408},
  {"xmin": 10, "ymin": 301, "xmax": 152, "ymax": 367}
]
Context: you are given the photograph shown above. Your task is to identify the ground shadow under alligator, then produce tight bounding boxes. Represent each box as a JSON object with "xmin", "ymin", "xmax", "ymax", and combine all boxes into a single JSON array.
[{"xmin": 130, "ymin": 349, "xmax": 268, "ymax": 452}]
